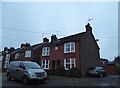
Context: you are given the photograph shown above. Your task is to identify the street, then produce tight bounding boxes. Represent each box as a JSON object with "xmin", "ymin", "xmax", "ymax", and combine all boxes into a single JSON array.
[{"xmin": 1, "ymin": 73, "xmax": 119, "ymax": 87}]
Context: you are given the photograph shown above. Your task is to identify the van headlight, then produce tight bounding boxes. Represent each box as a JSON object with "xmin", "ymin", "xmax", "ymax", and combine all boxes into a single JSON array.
[{"xmin": 27, "ymin": 71, "xmax": 36, "ymax": 77}]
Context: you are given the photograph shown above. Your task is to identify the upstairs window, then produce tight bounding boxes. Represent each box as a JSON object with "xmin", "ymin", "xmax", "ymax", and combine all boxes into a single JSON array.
[
  {"xmin": 64, "ymin": 42, "xmax": 75, "ymax": 53},
  {"xmin": 25, "ymin": 50, "xmax": 31, "ymax": 58},
  {"xmin": 15, "ymin": 53, "xmax": 19, "ymax": 59},
  {"xmin": 42, "ymin": 47, "xmax": 50, "ymax": 56},
  {"xmin": 6, "ymin": 54, "xmax": 10, "ymax": 61}
]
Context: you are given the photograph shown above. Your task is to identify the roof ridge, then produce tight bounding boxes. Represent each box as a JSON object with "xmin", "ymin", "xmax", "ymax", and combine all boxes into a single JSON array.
[{"xmin": 58, "ymin": 32, "xmax": 86, "ymax": 40}]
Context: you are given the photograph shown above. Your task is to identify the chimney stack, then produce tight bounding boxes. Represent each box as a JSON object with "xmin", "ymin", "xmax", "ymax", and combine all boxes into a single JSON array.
[
  {"xmin": 4, "ymin": 47, "xmax": 8, "ymax": 51},
  {"xmin": 21, "ymin": 43, "xmax": 30, "ymax": 48},
  {"xmin": 43, "ymin": 37, "xmax": 49, "ymax": 43},
  {"xmin": 51, "ymin": 34, "xmax": 57, "ymax": 42},
  {"xmin": 10, "ymin": 47, "xmax": 15, "ymax": 52},
  {"xmin": 85, "ymin": 23, "xmax": 92, "ymax": 33}
]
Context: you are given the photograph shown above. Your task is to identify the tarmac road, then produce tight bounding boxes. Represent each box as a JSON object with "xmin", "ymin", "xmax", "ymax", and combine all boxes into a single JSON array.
[{"xmin": 1, "ymin": 73, "xmax": 119, "ymax": 87}]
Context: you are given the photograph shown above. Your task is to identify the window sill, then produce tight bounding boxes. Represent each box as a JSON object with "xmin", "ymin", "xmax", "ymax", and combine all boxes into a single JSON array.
[
  {"xmin": 64, "ymin": 52, "xmax": 75, "ymax": 54},
  {"xmin": 25, "ymin": 57, "xmax": 31, "ymax": 58},
  {"xmin": 42, "ymin": 55, "xmax": 50, "ymax": 57},
  {"xmin": 43, "ymin": 68, "xmax": 49, "ymax": 70}
]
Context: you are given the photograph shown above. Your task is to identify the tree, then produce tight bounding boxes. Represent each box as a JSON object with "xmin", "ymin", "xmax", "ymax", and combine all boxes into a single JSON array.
[
  {"xmin": 113, "ymin": 56, "xmax": 120, "ymax": 74},
  {"xmin": 114, "ymin": 56, "xmax": 120, "ymax": 64}
]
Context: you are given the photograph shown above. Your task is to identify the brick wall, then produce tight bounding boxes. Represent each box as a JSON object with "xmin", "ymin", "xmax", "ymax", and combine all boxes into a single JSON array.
[
  {"xmin": 105, "ymin": 64, "xmax": 118, "ymax": 75},
  {"xmin": 80, "ymin": 32, "xmax": 100, "ymax": 77}
]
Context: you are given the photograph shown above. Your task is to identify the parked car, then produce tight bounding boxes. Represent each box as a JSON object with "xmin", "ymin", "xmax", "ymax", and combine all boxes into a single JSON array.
[
  {"xmin": 87, "ymin": 66, "xmax": 108, "ymax": 77},
  {"xmin": 6, "ymin": 61, "xmax": 48, "ymax": 84}
]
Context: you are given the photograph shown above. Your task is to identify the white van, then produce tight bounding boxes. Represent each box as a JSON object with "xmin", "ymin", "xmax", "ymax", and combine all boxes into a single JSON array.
[{"xmin": 6, "ymin": 61, "xmax": 48, "ymax": 84}]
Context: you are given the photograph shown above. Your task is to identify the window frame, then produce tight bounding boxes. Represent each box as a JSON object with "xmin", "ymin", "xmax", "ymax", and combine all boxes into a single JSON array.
[
  {"xmin": 64, "ymin": 58, "xmax": 76, "ymax": 70},
  {"xmin": 25, "ymin": 50, "xmax": 31, "ymax": 58},
  {"xmin": 15, "ymin": 53, "xmax": 19, "ymax": 59},
  {"xmin": 41, "ymin": 60, "xmax": 49, "ymax": 69},
  {"xmin": 42, "ymin": 47, "xmax": 50, "ymax": 56},
  {"xmin": 64, "ymin": 42, "xmax": 75, "ymax": 53},
  {"xmin": 4, "ymin": 61, "xmax": 9, "ymax": 68},
  {"xmin": 6, "ymin": 54, "xmax": 10, "ymax": 61}
]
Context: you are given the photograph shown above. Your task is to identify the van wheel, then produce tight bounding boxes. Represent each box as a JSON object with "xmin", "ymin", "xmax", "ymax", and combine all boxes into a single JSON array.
[
  {"xmin": 23, "ymin": 77, "xmax": 28, "ymax": 84},
  {"xmin": 100, "ymin": 73, "xmax": 103, "ymax": 78},
  {"xmin": 7, "ymin": 73, "xmax": 11, "ymax": 81}
]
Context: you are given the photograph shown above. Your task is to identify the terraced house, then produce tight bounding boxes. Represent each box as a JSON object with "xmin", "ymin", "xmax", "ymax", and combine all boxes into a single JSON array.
[{"xmin": 2, "ymin": 23, "xmax": 100, "ymax": 77}]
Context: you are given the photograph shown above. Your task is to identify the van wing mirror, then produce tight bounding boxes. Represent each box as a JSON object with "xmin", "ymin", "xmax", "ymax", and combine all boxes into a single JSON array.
[{"xmin": 20, "ymin": 65, "xmax": 26, "ymax": 69}]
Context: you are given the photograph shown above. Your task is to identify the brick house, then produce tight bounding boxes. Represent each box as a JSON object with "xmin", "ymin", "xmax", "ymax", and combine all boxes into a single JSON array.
[
  {"xmin": 0, "ymin": 52, "xmax": 2, "ymax": 71},
  {"xmin": 2, "ymin": 23, "xmax": 100, "ymax": 77},
  {"xmin": 2, "ymin": 47, "xmax": 15, "ymax": 71}
]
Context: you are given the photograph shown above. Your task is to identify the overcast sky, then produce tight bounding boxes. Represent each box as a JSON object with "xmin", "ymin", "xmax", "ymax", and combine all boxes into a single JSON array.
[{"xmin": 1, "ymin": 2, "xmax": 118, "ymax": 61}]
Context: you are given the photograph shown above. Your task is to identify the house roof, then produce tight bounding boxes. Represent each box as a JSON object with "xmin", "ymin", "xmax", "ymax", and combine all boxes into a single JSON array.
[
  {"xmin": 10, "ymin": 28, "xmax": 100, "ymax": 54},
  {"xmin": 10, "ymin": 32, "xmax": 86, "ymax": 54},
  {"xmin": 11, "ymin": 43, "xmax": 41, "ymax": 54},
  {"xmin": 56, "ymin": 32, "xmax": 86, "ymax": 44},
  {"xmin": 11, "ymin": 47, "xmax": 25, "ymax": 54}
]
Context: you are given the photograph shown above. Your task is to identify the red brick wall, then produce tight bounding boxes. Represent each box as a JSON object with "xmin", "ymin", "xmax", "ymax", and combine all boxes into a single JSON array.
[
  {"xmin": 105, "ymin": 64, "xmax": 117, "ymax": 75},
  {"xmin": 48, "ymin": 41, "xmax": 81, "ymax": 70},
  {"xmin": 19, "ymin": 52, "xmax": 25, "ymax": 61},
  {"xmin": 49, "ymin": 44, "xmax": 64, "ymax": 70},
  {"xmin": 75, "ymin": 41, "xmax": 81, "ymax": 69}
]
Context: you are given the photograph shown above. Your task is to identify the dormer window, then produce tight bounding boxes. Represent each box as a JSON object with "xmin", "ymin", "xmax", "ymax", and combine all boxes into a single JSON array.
[
  {"xmin": 42, "ymin": 47, "xmax": 50, "ymax": 56},
  {"xmin": 15, "ymin": 53, "xmax": 19, "ymax": 59},
  {"xmin": 64, "ymin": 42, "xmax": 75, "ymax": 53},
  {"xmin": 25, "ymin": 50, "xmax": 31, "ymax": 58}
]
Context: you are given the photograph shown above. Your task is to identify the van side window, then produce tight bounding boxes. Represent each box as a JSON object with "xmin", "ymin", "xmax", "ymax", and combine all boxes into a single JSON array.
[{"xmin": 12, "ymin": 62, "xmax": 20, "ymax": 68}]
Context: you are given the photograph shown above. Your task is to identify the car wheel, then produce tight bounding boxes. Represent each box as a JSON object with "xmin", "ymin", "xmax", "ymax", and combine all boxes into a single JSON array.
[
  {"xmin": 100, "ymin": 73, "xmax": 103, "ymax": 78},
  {"xmin": 23, "ymin": 76, "xmax": 28, "ymax": 84},
  {"xmin": 7, "ymin": 73, "xmax": 11, "ymax": 81}
]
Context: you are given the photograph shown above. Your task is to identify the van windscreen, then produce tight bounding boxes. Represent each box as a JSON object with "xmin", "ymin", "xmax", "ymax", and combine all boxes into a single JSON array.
[{"xmin": 24, "ymin": 62, "xmax": 41, "ymax": 69}]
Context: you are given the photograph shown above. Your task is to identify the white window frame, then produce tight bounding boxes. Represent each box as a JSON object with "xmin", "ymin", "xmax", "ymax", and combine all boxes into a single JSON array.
[
  {"xmin": 6, "ymin": 54, "xmax": 10, "ymax": 61},
  {"xmin": 64, "ymin": 58, "xmax": 76, "ymax": 70},
  {"xmin": 64, "ymin": 59, "xmax": 69, "ymax": 70},
  {"xmin": 42, "ymin": 47, "xmax": 50, "ymax": 56},
  {"xmin": 15, "ymin": 53, "xmax": 19, "ymax": 59},
  {"xmin": 25, "ymin": 50, "xmax": 31, "ymax": 58},
  {"xmin": 4, "ymin": 61, "xmax": 9, "ymax": 68},
  {"xmin": 41, "ymin": 60, "xmax": 49, "ymax": 69},
  {"xmin": 70, "ymin": 58, "xmax": 76, "ymax": 69},
  {"xmin": 64, "ymin": 42, "xmax": 75, "ymax": 53}
]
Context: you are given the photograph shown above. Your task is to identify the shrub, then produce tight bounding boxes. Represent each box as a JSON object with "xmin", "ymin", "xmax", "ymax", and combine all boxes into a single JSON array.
[
  {"xmin": 56, "ymin": 64, "xmax": 65, "ymax": 76},
  {"xmin": 49, "ymin": 65, "xmax": 66, "ymax": 76},
  {"xmin": 66, "ymin": 68, "xmax": 81, "ymax": 77}
]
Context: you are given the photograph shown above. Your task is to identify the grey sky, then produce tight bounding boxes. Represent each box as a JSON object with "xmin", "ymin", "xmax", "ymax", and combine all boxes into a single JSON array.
[{"xmin": 1, "ymin": 2, "xmax": 118, "ymax": 61}]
